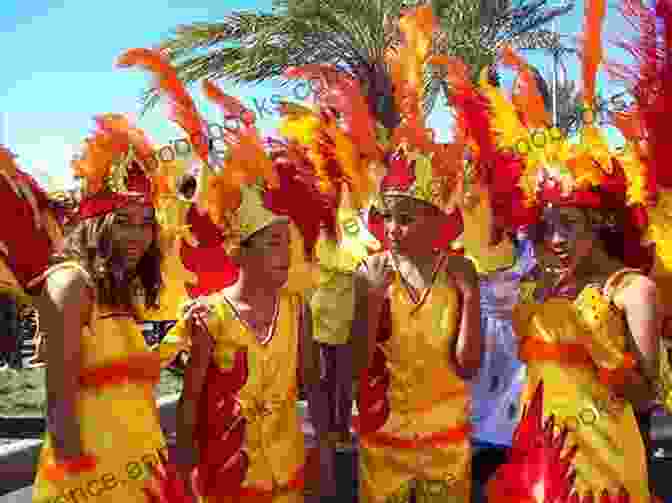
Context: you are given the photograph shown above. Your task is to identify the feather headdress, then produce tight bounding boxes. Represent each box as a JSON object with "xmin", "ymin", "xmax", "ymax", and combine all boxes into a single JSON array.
[
  {"xmin": 72, "ymin": 113, "xmax": 157, "ymax": 220},
  {"xmin": 282, "ymin": 5, "xmax": 464, "ymax": 219},
  {"xmin": 456, "ymin": 0, "xmax": 642, "ymax": 235}
]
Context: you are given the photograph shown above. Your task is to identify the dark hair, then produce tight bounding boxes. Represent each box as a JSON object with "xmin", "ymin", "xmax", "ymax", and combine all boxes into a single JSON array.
[
  {"xmin": 176, "ymin": 174, "xmax": 197, "ymax": 200},
  {"xmin": 51, "ymin": 212, "xmax": 163, "ymax": 313}
]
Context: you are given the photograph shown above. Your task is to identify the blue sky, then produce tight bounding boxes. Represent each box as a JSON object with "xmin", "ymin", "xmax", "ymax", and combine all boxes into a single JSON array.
[{"xmin": 1, "ymin": 0, "xmax": 632, "ymax": 190}]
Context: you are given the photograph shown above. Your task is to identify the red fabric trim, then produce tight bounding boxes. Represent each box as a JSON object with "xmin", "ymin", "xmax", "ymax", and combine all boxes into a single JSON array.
[
  {"xmin": 79, "ymin": 353, "xmax": 162, "ymax": 389},
  {"xmin": 196, "ymin": 351, "xmax": 250, "ymax": 497},
  {"xmin": 237, "ymin": 464, "xmax": 305, "ymax": 497},
  {"xmin": 42, "ymin": 455, "xmax": 98, "ymax": 481},
  {"xmin": 356, "ymin": 298, "xmax": 392, "ymax": 435},
  {"xmin": 538, "ymin": 187, "xmax": 604, "ymax": 208},
  {"xmin": 356, "ymin": 422, "xmax": 471, "ymax": 449}
]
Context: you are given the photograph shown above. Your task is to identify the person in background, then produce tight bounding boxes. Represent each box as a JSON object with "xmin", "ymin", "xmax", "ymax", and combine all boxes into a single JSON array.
[
  {"xmin": 0, "ymin": 145, "xmax": 64, "ymax": 368},
  {"xmin": 454, "ymin": 173, "xmax": 536, "ymax": 503}
]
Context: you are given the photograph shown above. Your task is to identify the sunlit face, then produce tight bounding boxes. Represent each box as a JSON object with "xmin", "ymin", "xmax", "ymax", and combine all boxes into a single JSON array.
[
  {"xmin": 110, "ymin": 202, "xmax": 156, "ymax": 270},
  {"xmin": 239, "ymin": 221, "xmax": 291, "ymax": 288},
  {"xmin": 538, "ymin": 205, "xmax": 594, "ymax": 272},
  {"xmin": 381, "ymin": 196, "xmax": 443, "ymax": 255}
]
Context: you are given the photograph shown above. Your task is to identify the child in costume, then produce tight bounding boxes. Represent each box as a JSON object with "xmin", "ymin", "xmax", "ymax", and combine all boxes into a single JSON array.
[
  {"xmin": 470, "ymin": 3, "xmax": 668, "ymax": 497},
  {"xmin": 122, "ymin": 49, "xmax": 336, "ymax": 503},
  {"xmin": 281, "ymin": 8, "xmax": 482, "ymax": 501},
  {"xmin": 31, "ymin": 114, "xmax": 170, "ymax": 503},
  {"xmin": 353, "ymin": 146, "xmax": 481, "ymax": 503}
]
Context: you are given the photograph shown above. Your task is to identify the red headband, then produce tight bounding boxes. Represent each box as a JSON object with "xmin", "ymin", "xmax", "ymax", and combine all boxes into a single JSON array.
[
  {"xmin": 76, "ymin": 160, "xmax": 154, "ymax": 220},
  {"xmin": 77, "ymin": 192, "xmax": 153, "ymax": 220}
]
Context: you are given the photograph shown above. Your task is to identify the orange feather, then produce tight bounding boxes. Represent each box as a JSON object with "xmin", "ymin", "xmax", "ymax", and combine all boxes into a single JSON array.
[
  {"xmin": 582, "ymin": 0, "xmax": 607, "ymax": 105},
  {"xmin": 116, "ymin": 48, "xmax": 210, "ymax": 163}
]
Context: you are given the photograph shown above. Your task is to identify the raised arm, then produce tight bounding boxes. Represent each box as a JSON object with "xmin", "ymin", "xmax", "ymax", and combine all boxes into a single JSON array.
[
  {"xmin": 38, "ymin": 268, "xmax": 92, "ymax": 462},
  {"xmin": 446, "ymin": 255, "xmax": 482, "ymax": 378}
]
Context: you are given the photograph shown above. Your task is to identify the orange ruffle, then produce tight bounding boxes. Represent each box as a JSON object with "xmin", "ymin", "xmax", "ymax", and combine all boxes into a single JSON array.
[
  {"xmin": 79, "ymin": 352, "xmax": 162, "ymax": 389},
  {"xmin": 519, "ymin": 337, "xmax": 594, "ymax": 368},
  {"xmin": 359, "ymin": 423, "xmax": 471, "ymax": 449},
  {"xmin": 237, "ymin": 464, "xmax": 305, "ymax": 497},
  {"xmin": 598, "ymin": 352, "xmax": 637, "ymax": 386},
  {"xmin": 42, "ymin": 454, "xmax": 98, "ymax": 481}
]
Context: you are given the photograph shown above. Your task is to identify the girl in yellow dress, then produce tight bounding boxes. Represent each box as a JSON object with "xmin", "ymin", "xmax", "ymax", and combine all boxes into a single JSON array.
[
  {"xmin": 32, "ymin": 114, "xmax": 169, "ymax": 503},
  {"xmin": 464, "ymin": 30, "xmax": 662, "ymax": 503}
]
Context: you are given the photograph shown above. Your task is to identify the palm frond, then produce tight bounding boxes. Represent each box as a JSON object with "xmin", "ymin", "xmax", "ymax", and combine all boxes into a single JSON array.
[{"xmin": 141, "ymin": 0, "xmax": 573, "ymax": 122}]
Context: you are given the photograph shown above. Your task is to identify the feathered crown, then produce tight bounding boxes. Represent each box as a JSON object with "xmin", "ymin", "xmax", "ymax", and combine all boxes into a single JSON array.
[
  {"xmin": 486, "ymin": 381, "xmax": 630, "ymax": 503},
  {"xmin": 280, "ymin": 5, "xmax": 465, "ymax": 216},
  {"xmin": 73, "ymin": 114, "xmax": 157, "ymax": 220},
  {"xmin": 477, "ymin": 0, "xmax": 615, "ymax": 213}
]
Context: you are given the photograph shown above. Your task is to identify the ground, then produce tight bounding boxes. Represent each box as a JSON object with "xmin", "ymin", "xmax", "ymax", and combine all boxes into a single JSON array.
[{"xmin": 0, "ymin": 367, "xmax": 183, "ymax": 416}]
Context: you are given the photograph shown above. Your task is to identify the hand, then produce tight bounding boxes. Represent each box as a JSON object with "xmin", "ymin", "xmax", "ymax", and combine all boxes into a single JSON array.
[
  {"xmin": 184, "ymin": 301, "xmax": 214, "ymax": 356},
  {"xmin": 445, "ymin": 256, "xmax": 479, "ymax": 298},
  {"xmin": 360, "ymin": 255, "xmax": 395, "ymax": 299}
]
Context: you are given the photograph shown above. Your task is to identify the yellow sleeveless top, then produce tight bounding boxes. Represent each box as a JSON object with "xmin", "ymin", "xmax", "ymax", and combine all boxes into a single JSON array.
[
  {"xmin": 166, "ymin": 289, "xmax": 305, "ymax": 497},
  {"xmin": 513, "ymin": 269, "xmax": 650, "ymax": 501},
  {"xmin": 368, "ymin": 252, "xmax": 470, "ymax": 442},
  {"xmin": 33, "ymin": 262, "xmax": 166, "ymax": 503}
]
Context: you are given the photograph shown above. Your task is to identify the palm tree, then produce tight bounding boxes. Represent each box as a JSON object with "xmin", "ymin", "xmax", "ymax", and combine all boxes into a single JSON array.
[{"xmin": 141, "ymin": 0, "xmax": 571, "ymax": 129}]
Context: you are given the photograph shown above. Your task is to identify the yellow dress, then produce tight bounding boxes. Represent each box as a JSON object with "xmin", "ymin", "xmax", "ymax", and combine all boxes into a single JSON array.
[
  {"xmin": 165, "ymin": 289, "xmax": 306, "ymax": 503},
  {"xmin": 33, "ymin": 262, "xmax": 167, "ymax": 503},
  {"xmin": 356, "ymin": 252, "xmax": 471, "ymax": 503},
  {"xmin": 513, "ymin": 269, "xmax": 650, "ymax": 501}
]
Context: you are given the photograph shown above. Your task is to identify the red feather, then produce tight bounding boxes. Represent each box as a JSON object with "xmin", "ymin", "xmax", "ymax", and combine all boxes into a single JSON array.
[
  {"xmin": 264, "ymin": 139, "xmax": 339, "ymax": 256},
  {"xmin": 612, "ymin": 0, "xmax": 672, "ymax": 192},
  {"xmin": 143, "ymin": 450, "xmax": 191, "ymax": 503},
  {"xmin": 487, "ymin": 381, "xmax": 630, "ymax": 503}
]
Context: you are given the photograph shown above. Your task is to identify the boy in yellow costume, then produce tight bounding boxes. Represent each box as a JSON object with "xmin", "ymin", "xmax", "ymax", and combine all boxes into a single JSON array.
[
  {"xmin": 273, "ymin": 7, "xmax": 483, "ymax": 501},
  {"xmin": 32, "ymin": 114, "xmax": 169, "ymax": 503},
  {"xmin": 121, "ymin": 53, "xmax": 331, "ymax": 501},
  {"xmin": 351, "ymin": 143, "xmax": 481, "ymax": 503},
  {"xmin": 164, "ymin": 181, "xmax": 320, "ymax": 503}
]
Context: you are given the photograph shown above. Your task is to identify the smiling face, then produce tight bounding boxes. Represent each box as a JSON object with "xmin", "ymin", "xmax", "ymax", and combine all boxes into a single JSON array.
[
  {"xmin": 537, "ymin": 205, "xmax": 595, "ymax": 273},
  {"xmin": 110, "ymin": 202, "xmax": 156, "ymax": 270},
  {"xmin": 380, "ymin": 196, "xmax": 444, "ymax": 255},
  {"xmin": 238, "ymin": 221, "xmax": 291, "ymax": 288}
]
